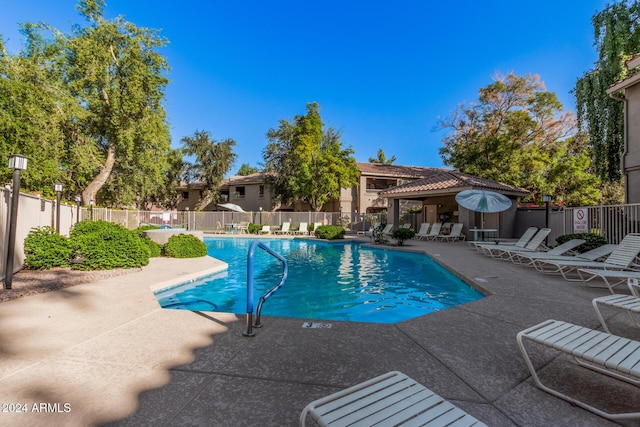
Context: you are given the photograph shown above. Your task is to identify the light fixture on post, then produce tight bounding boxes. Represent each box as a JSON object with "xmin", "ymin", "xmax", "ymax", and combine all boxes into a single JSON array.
[
  {"xmin": 54, "ymin": 183, "xmax": 63, "ymax": 233},
  {"xmin": 5, "ymin": 154, "xmax": 28, "ymax": 289},
  {"xmin": 89, "ymin": 199, "xmax": 94, "ymax": 221},
  {"xmin": 543, "ymin": 194, "xmax": 552, "ymax": 245},
  {"xmin": 75, "ymin": 195, "xmax": 81, "ymax": 224}
]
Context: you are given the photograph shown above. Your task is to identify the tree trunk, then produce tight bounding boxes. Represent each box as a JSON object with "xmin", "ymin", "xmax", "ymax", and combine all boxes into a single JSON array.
[{"xmin": 82, "ymin": 144, "xmax": 116, "ymax": 205}]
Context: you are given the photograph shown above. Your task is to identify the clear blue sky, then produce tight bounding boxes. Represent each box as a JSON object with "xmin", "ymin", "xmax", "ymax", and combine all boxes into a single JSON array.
[{"xmin": 2, "ymin": 0, "xmax": 610, "ymax": 173}]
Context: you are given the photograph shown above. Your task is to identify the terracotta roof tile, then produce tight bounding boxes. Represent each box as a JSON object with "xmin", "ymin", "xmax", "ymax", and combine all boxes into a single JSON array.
[
  {"xmin": 356, "ymin": 162, "xmax": 446, "ymax": 178},
  {"xmin": 378, "ymin": 170, "xmax": 528, "ymax": 196}
]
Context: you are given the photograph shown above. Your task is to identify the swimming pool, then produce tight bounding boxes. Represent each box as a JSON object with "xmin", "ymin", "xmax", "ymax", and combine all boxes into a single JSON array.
[{"xmin": 154, "ymin": 238, "xmax": 485, "ymax": 323}]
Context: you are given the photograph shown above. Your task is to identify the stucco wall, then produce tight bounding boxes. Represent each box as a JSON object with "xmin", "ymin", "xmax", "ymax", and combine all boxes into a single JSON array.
[{"xmin": 626, "ymin": 84, "xmax": 640, "ymax": 203}]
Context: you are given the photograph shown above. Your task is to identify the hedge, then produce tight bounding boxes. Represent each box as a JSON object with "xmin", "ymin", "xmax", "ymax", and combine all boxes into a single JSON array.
[
  {"xmin": 555, "ymin": 232, "xmax": 608, "ymax": 253},
  {"xmin": 163, "ymin": 234, "xmax": 208, "ymax": 258},
  {"xmin": 70, "ymin": 220, "xmax": 150, "ymax": 270},
  {"xmin": 24, "ymin": 226, "xmax": 74, "ymax": 269},
  {"xmin": 314, "ymin": 225, "xmax": 345, "ymax": 240}
]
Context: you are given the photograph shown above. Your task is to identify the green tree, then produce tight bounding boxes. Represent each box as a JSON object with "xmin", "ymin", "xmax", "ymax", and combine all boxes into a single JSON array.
[
  {"xmin": 575, "ymin": 0, "xmax": 640, "ymax": 182},
  {"xmin": 237, "ymin": 163, "xmax": 259, "ymax": 175},
  {"xmin": 145, "ymin": 148, "xmax": 186, "ymax": 210},
  {"xmin": 0, "ymin": 31, "xmax": 69, "ymax": 194},
  {"xmin": 0, "ymin": 0, "xmax": 174, "ymax": 206},
  {"xmin": 181, "ymin": 130, "xmax": 236, "ymax": 210},
  {"xmin": 368, "ymin": 148, "xmax": 396, "ymax": 164},
  {"xmin": 66, "ymin": 0, "xmax": 172, "ymax": 206},
  {"xmin": 439, "ymin": 73, "xmax": 600, "ymax": 206},
  {"xmin": 263, "ymin": 103, "xmax": 359, "ymax": 211}
]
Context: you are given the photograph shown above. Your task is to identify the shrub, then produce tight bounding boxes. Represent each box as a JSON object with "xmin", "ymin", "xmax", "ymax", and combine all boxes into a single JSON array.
[
  {"xmin": 23, "ymin": 226, "xmax": 74, "ymax": 269},
  {"xmin": 70, "ymin": 220, "xmax": 150, "ymax": 270},
  {"xmin": 314, "ymin": 225, "xmax": 345, "ymax": 240},
  {"xmin": 132, "ymin": 224, "xmax": 160, "ymax": 237},
  {"xmin": 142, "ymin": 237, "xmax": 163, "ymax": 257},
  {"xmin": 248, "ymin": 223, "xmax": 263, "ymax": 234},
  {"xmin": 392, "ymin": 227, "xmax": 415, "ymax": 245},
  {"xmin": 163, "ymin": 234, "xmax": 208, "ymax": 258},
  {"xmin": 555, "ymin": 232, "xmax": 608, "ymax": 253}
]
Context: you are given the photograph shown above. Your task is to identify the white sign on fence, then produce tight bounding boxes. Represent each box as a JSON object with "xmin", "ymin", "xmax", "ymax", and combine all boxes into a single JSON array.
[{"xmin": 573, "ymin": 208, "xmax": 589, "ymax": 233}]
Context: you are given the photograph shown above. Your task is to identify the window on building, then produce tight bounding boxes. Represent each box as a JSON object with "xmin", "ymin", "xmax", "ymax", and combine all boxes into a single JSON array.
[
  {"xmin": 182, "ymin": 191, "xmax": 189, "ymax": 200},
  {"xmin": 259, "ymin": 185, "xmax": 265, "ymax": 198},
  {"xmin": 234, "ymin": 186, "xmax": 245, "ymax": 199}
]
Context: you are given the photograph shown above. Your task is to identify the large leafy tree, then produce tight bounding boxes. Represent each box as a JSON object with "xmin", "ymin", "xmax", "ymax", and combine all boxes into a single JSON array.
[
  {"xmin": 263, "ymin": 103, "xmax": 359, "ymax": 211},
  {"xmin": 0, "ymin": 28, "xmax": 69, "ymax": 194},
  {"xmin": 181, "ymin": 130, "xmax": 237, "ymax": 210},
  {"xmin": 0, "ymin": 0, "xmax": 176, "ymax": 207},
  {"xmin": 237, "ymin": 163, "xmax": 259, "ymax": 176},
  {"xmin": 368, "ymin": 148, "xmax": 396, "ymax": 164},
  {"xmin": 439, "ymin": 73, "xmax": 600, "ymax": 206},
  {"xmin": 65, "ymin": 0, "xmax": 173, "ymax": 206},
  {"xmin": 575, "ymin": 0, "xmax": 640, "ymax": 182}
]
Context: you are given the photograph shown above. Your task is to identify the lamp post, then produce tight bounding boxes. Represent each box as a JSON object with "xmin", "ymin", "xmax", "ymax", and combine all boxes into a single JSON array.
[
  {"xmin": 259, "ymin": 207, "xmax": 262, "ymax": 225},
  {"xmin": 185, "ymin": 207, "xmax": 189, "ymax": 230},
  {"xmin": 75, "ymin": 195, "xmax": 81, "ymax": 224},
  {"xmin": 543, "ymin": 194, "xmax": 552, "ymax": 245},
  {"xmin": 89, "ymin": 199, "xmax": 94, "ymax": 221},
  {"xmin": 5, "ymin": 154, "xmax": 28, "ymax": 289},
  {"xmin": 54, "ymin": 183, "xmax": 63, "ymax": 233}
]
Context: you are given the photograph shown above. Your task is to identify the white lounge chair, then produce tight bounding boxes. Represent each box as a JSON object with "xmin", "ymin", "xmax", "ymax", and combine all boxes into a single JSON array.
[
  {"xmin": 423, "ymin": 223, "xmax": 442, "ymax": 240},
  {"xmin": 401, "ymin": 223, "xmax": 412, "ymax": 229},
  {"xmin": 294, "ymin": 222, "xmax": 308, "ymax": 235},
  {"xmin": 509, "ymin": 238, "xmax": 586, "ymax": 266},
  {"xmin": 300, "ymin": 371, "xmax": 487, "ymax": 427},
  {"xmin": 593, "ymin": 278, "xmax": 640, "ymax": 333},
  {"xmin": 259, "ymin": 225, "xmax": 271, "ymax": 235},
  {"xmin": 211, "ymin": 221, "xmax": 226, "ymax": 234},
  {"xmin": 435, "ymin": 223, "xmax": 465, "ymax": 242},
  {"xmin": 469, "ymin": 226, "xmax": 537, "ymax": 251},
  {"xmin": 380, "ymin": 224, "xmax": 394, "ymax": 238},
  {"xmin": 534, "ymin": 233, "xmax": 640, "ymax": 282},
  {"xmin": 517, "ymin": 319, "xmax": 640, "ymax": 420},
  {"xmin": 483, "ymin": 228, "xmax": 551, "ymax": 260},
  {"xmin": 531, "ymin": 244, "xmax": 616, "ymax": 271},
  {"xmin": 274, "ymin": 222, "xmax": 291, "ymax": 235},
  {"xmin": 414, "ymin": 223, "xmax": 431, "ymax": 240},
  {"xmin": 577, "ymin": 267, "xmax": 640, "ymax": 294}
]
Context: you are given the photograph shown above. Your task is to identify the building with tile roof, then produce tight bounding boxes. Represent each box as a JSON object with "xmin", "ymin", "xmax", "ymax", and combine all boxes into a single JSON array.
[
  {"xmin": 175, "ymin": 163, "xmax": 530, "ymax": 237},
  {"xmin": 376, "ymin": 169, "xmax": 528, "ymax": 239}
]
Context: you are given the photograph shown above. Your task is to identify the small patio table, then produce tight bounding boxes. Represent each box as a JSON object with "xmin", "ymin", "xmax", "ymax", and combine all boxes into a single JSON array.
[{"xmin": 470, "ymin": 228, "xmax": 497, "ymax": 241}]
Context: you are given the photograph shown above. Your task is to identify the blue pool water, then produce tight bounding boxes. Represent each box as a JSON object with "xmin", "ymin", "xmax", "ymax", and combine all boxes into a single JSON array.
[{"xmin": 154, "ymin": 238, "xmax": 484, "ymax": 323}]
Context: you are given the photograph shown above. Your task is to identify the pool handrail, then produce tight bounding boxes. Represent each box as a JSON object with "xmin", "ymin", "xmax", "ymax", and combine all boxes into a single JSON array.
[{"xmin": 244, "ymin": 240, "xmax": 288, "ymax": 337}]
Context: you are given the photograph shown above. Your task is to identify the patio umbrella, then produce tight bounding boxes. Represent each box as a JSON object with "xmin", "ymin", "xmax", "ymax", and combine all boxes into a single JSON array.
[
  {"xmin": 217, "ymin": 203, "xmax": 246, "ymax": 213},
  {"xmin": 455, "ymin": 189, "xmax": 512, "ymax": 228}
]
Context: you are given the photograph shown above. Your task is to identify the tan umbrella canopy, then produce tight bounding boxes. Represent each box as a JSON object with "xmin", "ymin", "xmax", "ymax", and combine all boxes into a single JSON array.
[{"xmin": 217, "ymin": 203, "xmax": 246, "ymax": 213}]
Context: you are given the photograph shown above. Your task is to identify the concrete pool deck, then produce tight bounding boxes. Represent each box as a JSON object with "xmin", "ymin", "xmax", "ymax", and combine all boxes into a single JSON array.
[{"xmin": 0, "ymin": 237, "xmax": 638, "ymax": 426}]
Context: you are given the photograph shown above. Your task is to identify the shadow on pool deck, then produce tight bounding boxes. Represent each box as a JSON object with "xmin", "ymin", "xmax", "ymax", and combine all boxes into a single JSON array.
[{"xmin": 0, "ymin": 237, "xmax": 638, "ymax": 426}]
